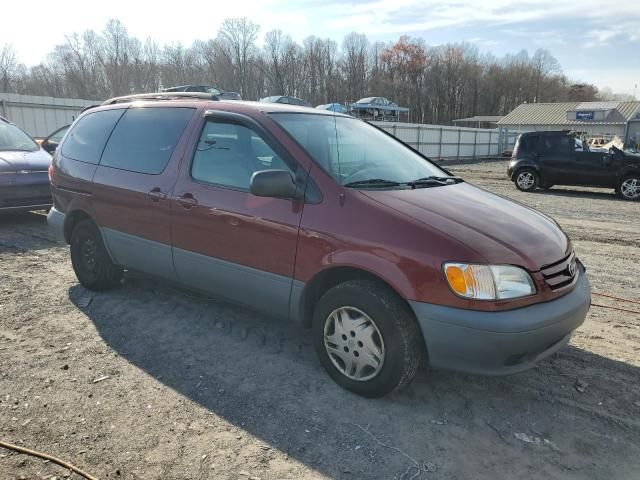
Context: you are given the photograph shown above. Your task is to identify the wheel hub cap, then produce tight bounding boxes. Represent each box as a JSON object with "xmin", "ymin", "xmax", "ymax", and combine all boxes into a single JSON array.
[
  {"xmin": 621, "ymin": 178, "xmax": 640, "ymax": 199},
  {"xmin": 517, "ymin": 172, "xmax": 534, "ymax": 189},
  {"xmin": 323, "ymin": 306, "xmax": 385, "ymax": 382}
]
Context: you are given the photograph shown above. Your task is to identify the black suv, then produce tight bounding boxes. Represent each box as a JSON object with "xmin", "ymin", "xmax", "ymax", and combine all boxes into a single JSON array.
[{"xmin": 507, "ymin": 131, "xmax": 640, "ymax": 200}]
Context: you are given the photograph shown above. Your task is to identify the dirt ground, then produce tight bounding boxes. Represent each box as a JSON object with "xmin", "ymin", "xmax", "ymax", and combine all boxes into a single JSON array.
[{"xmin": 1, "ymin": 160, "xmax": 639, "ymax": 480}]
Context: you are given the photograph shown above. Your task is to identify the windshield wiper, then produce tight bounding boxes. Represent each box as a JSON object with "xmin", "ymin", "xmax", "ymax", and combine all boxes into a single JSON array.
[
  {"xmin": 343, "ymin": 178, "xmax": 402, "ymax": 188},
  {"xmin": 409, "ymin": 176, "xmax": 463, "ymax": 187},
  {"xmin": 344, "ymin": 176, "xmax": 463, "ymax": 189}
]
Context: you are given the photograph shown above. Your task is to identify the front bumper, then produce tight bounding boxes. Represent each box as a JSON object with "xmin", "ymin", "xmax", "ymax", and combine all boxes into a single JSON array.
[
  {"xmin": 410, "ymin": 266, "xmax": 591, "ymax": 375},
  {"xmin": 47, "ymin": 206, "xmax": 66, "ymax": 241},
  {"xmin": 0, "ymin": 173, "xmax": 52, "ymax": 212}
]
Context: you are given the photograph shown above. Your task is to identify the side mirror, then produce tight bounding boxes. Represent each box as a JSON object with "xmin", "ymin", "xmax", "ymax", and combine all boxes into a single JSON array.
[
  {"xmin": 41, "ymin": 139, "xmax": 59, "ymax": 154},
  {"xmin": 250, "ymin": 169, "xmax": 299, "ymax": 199}
]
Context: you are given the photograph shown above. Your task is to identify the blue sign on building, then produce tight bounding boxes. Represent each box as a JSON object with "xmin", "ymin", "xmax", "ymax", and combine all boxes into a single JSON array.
[{"xmin": 576, "ymin": 111, "xmax": 595, "ymax": 120}]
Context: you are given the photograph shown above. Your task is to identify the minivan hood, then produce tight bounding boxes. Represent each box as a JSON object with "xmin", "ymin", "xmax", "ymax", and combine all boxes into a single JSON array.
[
  {"xmin": 362, "ymin": 182, "xmax": 569, "ymax": 271},
  {"xmin": 0, "ymin": 149, "xmax": 51, "ymax": 173}
]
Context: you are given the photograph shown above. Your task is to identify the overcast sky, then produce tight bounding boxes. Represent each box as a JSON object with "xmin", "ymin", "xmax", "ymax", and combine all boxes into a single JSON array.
[{"xmin": 2, "ymin": 0, "xmax": 638, "ymax": 96}]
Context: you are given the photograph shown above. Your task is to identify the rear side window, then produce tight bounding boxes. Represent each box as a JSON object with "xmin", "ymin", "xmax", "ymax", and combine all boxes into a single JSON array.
[
  {"xmin": 538, "ymin": 135, "xmax": 572, "ymax": 155},
  {"xmin": 100, "ymin": 107, "xmax": 195, "ymax": 174},
  {"xmin": 61, "ymin": 109, "xmax": 125, "ymax": 164},
  {"xmin": 521, "ymin": 135, "xmax": 538, "ymax": 152}
]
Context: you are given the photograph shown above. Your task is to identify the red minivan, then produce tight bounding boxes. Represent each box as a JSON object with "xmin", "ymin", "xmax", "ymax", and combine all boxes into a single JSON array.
[{"xmin": 48, "ymin": 94, "xmax": 591, "ymax": 397}]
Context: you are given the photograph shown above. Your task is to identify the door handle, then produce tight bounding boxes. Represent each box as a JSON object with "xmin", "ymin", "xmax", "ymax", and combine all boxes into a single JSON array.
[
  {"xmin": 147, "ymin": 187, "xmax": 167, "ymax": 201},
  {"xmin": 176, "ymin": 192, "xmax": 198, "ymax": 208}
]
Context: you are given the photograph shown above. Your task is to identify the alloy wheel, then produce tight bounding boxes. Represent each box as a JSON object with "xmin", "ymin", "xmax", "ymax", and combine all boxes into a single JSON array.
[
  {"xmin": 620, "ymin": 177, "xmax": 640, "ymax": 200},
  {"xmin": 516, "ymin": 171, "xmax": 535, "ymax": 190}
]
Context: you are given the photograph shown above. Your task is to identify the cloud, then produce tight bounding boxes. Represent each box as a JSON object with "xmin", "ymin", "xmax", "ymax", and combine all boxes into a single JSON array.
[{"xmin": 310, "ymin": 0, "xmax": 640, "ymax": 43}]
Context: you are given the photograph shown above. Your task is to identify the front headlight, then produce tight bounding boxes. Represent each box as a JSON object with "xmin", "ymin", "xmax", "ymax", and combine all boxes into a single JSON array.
[{"xmin": 444, "ymin": 263, "xmax": 535, "ymax": 300}]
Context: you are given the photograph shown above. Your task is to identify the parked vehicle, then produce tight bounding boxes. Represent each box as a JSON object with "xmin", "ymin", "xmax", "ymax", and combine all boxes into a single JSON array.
[
  {"xmin": 164, "ymin": 85, "xmax": 241, "ymax": 101},
  {"xmin": 259, "ymin": 95, "xmax": 311, "ymax": 107},
  {"xmin": 41, "ymin": 124, "xmax": 70, "ymax": 154},
  {"xmin": 349, "ymin": 97, "xmax": 409, "ymax": 121},
  {"xmin": 0, "ymin": 117, "xmax": 52, "ymax": 213},
  {"xmin": 586, "ymin": 137, "xmax": 608, "ymax": 149},
  {"xmin": 508, "ymin": 130, "xmax": 640, "ymax": 200},
  {"xmin": 316, "ymin": 103, "xmax": 349, "ymax": 114},
  {"xmin": 47, "ymin": 95, "xmax": 591, "ymax": 397}
]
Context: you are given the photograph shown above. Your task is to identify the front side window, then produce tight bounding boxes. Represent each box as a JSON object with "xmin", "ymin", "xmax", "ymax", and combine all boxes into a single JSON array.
[
  {"xmin": 191, "ymin": 119, "xmax": 292, "ymax": 190},
  {"xmin": 61, "ymin": 109, "xmax": 125, "ymax": 164},
  {"xmin": 100, "ymin": 107, "xmax": 194, "ymax": 174},
  {"xmin": 49, "ymin": 125, "xmax": 69, "ymax": 143},
  {"xmin": 271, "ymin": 113, "xmax": 447, "ymax": 186},
  {"xmin": 0, "ymin": 122, "xmax": 38, "ymax": 152}
]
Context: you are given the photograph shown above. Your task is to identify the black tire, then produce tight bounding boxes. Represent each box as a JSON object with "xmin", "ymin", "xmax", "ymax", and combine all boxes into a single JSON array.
[
  {"xmin": 312, "ymin": 280, "xmax": 423, "ymax": 398},
  {"xmin": 617, "ymin": 174, "xmax": 640, "ymax": 201},
  {"xmin": 70, "ymin": 219, "xmax": 123, "ymax": 290},
  {"xmin": 514, "ymin": 168, "xmax": 539, "ymax": 192}
]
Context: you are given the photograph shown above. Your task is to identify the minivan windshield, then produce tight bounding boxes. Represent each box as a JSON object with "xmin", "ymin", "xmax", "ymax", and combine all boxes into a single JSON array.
[
  {"xmin": 271, "ymin": 113, "xmax": 450, "ymax": 187},
  {"xmin": 0, "ymin": 122, "xmax": 39, "ymax": 152}
]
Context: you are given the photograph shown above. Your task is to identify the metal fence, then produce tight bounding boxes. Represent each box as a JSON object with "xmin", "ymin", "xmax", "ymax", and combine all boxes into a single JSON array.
[
  {"xmin": 373, "ymin": 121, "xmax": 517, "ymax": 160},
  {"xmin": 0, "ymin": 93, "xmax": 95, "ymax": 138}
]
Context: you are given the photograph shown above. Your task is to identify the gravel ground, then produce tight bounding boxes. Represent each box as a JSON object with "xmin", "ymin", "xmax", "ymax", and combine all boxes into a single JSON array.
[{"xmin": 1, "ymin": 159, "xmax": 639, "ymax": 480}]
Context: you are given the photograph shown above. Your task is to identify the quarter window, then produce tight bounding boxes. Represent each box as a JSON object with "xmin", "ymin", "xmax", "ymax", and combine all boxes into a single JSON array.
[
  {"xmin": 191, "ymin": 120, "xmax": 291, "ymax": 190},
  {"xmin": 61, "ymin": 109, "xmax": 125, "ymax": 164},
  {"xmin": 100, "ymin": 107, "xmax": 194, "ymax": 174}
]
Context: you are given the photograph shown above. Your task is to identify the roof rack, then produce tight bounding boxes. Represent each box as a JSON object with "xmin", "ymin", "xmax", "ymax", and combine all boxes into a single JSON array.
[{"xmin": 101, "ymin": 92, "xmax": 219, "ymax": 105}]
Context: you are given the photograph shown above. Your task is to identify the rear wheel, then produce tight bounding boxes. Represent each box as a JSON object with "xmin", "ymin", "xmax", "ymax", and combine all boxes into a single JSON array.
[
  {"xmin": 515, "ymin": 168, "xmax": 539, "ymax": 192},
  {"xmin": 70, "ymin": 219, "xmax": 123, "ymax": 290},
  {"xmin": 312, "ymin": 280, "xmax": 423, "ymax": 398},
  {"xmin": 618, "ymin": 175, "xmax": 640, "ymax": 200}
]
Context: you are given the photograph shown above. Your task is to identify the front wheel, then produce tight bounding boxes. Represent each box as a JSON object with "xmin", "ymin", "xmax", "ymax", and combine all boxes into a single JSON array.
[
  {"xmin": 514, "ymin": 169, "xmax": 539, "ymax": 192},
  {"xmin": 312, "ymin": 280, "xmax": 423, "ymax": 398},
  {"xmin": 618, "ymin": 175, "xmax": 640, "ymax": 200},
  {"xmin": 70, "ymin": 219, "xmax": 123, "ymax": 290}
]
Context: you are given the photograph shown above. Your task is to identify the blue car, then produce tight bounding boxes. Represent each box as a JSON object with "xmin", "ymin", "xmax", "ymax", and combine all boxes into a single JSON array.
[
  {"xmin": 0, "ymin": 117, "xmax": 52, "ymax": 213},
  {"xmin": 316, "ymin": 103, "xmax": 349, "ymax": 114}
]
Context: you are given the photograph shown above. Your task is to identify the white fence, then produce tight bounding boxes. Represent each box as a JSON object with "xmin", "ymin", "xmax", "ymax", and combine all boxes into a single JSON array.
[
  {"xmin": 373, "ymin": 121, "xmax": 516, "ymax": 159},
  {"xmin": 0, "ymin": 93, "xmax": 95, "ymax": 138}
]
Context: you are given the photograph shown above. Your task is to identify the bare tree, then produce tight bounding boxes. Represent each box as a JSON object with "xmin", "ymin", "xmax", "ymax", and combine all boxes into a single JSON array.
[
  {"xmin": 341, "ymin": 33, "xmax": 369, "ymax": 103},
  {"xmin": 531, "ymin": 49, "xmax": 560, "ymax": 102},
  {"xmin": 216, "ymin": 17, "xmax": 259, "ymax": 98},
  {"xmin": 7, "ymin": 17, "xmax": 603, "ymax": 122},
  {"xmin": 0, "ymin": 43, "xmax": 19, "ymax": 92},
  {"xmin": 100, "ymin": 19, "xmax": 132, "ymax": 96}
]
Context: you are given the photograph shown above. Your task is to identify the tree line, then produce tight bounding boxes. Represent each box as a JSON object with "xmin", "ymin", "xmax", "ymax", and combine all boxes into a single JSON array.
[{"xmin": 0, "ymin": 17, "xmax": 625, "ymax": 125}]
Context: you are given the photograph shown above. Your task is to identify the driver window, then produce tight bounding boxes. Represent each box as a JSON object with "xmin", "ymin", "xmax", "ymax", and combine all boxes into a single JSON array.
[{"xmin": 191, "ymin": 120, "xmax": 292, "ymax": 190}]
